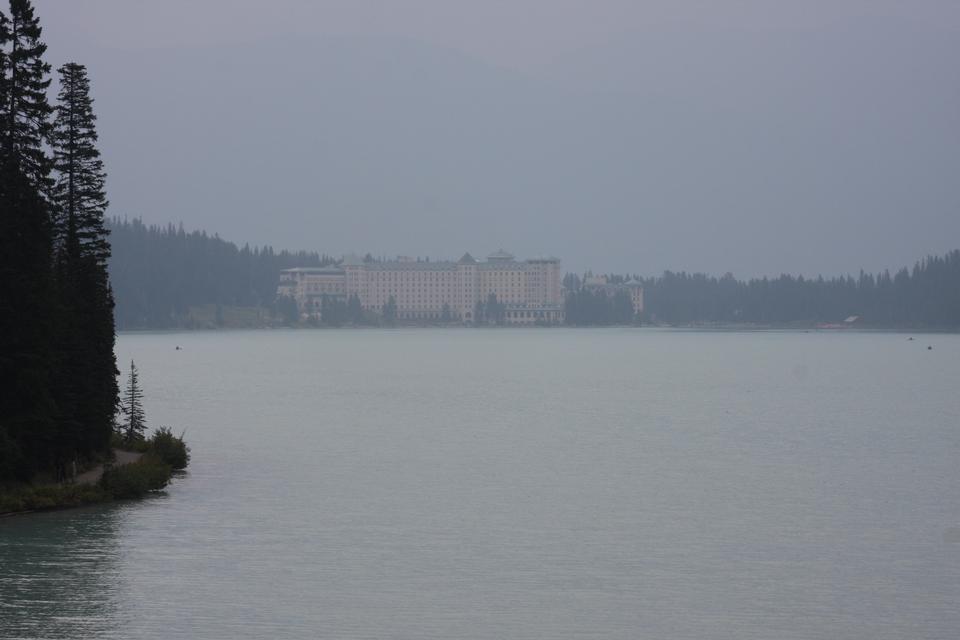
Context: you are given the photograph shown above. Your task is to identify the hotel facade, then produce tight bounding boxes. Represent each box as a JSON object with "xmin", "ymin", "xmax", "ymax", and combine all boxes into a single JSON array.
[{"xmin": 278, "ymin": 250, "xmax": 564, "ymax": 324}]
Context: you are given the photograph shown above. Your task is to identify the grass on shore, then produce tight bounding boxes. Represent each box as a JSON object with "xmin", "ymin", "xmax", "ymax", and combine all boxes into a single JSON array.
[
  {"xmin": 0, "ymin": 482, "xmax": 111, "ymax": 514},
  {"xmin": 0, "ymin": 430, "xmax": 190, "ymax": 516}
]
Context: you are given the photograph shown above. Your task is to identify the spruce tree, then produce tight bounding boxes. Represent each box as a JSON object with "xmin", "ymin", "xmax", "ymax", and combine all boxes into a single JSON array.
[
  {"xmin": 0, "ymin": 11, "xmax": 8, "ymax": 123},
  {"xmin": 0, "ymin": 0, "xmax": 57, "ymax": 480},
  {"xmin": 0, "ymin": 157, "xmax": 57, "ymax": 479},
  {"xmin": 2, "ymin": 0, "xmax": 52, "ymax": 188},
  {"xmin": 51, "ymin": 62, "xmax": 108, "ymax": 256},
  {"xmin": 50, "ymin": 212, "xmax": 84, "ymax": 463},
  {"xmin": 348, "ymin": 293, "xmax": 364, "ymax": 324},
  {"xmin": 50, "ymin": 61, "xmax": 117, "ymax": 460},
  {"xmin": 121, "ymin": 360, "xmax": 146, "ymax": 444},
  {"xmin": 382, "ymin": 295, "xmax": 397, "ymax": 326}
]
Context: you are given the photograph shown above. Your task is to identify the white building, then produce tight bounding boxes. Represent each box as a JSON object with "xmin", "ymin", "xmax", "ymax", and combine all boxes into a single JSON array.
[{"xmin": 278, "ymin": 250, "xmax": 564, "ymax": 324}]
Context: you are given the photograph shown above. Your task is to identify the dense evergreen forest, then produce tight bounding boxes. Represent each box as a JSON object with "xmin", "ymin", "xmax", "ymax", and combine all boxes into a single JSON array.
[
  {"xmin": 1, "ymin": 1, "xmax": 117, "ymax": 481},
  {"xmin": 563, "ymin": 287, "xmax": 636, "ymax": 326},
  {"xmin": 108, "ymin": 213, "xmax": 960, "ymax": 331},
  {"xmin": 565, "ymin": 250, "xmax": 960, "ymax": 328},
  {"xmin": 107, "ymin": 217, "xmax": 334, "ymax": 328}
]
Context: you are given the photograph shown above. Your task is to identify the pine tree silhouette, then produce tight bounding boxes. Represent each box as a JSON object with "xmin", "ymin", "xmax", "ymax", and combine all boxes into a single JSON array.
[{"xmin": 121, "ymin": 360, "xmax": 146, "ymax": 445}]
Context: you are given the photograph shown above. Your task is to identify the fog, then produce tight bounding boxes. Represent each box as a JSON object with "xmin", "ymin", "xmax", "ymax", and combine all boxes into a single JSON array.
[{"xmin": 37, "ymin": 0, "xmax": 960, "ymax": 276}]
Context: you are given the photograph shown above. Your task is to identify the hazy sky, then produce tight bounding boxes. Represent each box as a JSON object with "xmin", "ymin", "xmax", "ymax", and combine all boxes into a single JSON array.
[{"xmin": 36, "ymin": 0, "xmax": 960, "ymax": 277}]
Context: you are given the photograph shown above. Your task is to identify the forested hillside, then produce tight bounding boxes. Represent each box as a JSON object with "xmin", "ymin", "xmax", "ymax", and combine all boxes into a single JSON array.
[
  {"xmin": 110, "ymin": 217, "xmax": 960, "ymax": 331},
  {"xmin": 569, "ymin": 250, "xmax": 960, "ymax": 328},
  {"xmin": 107, "ymin": 218, "xmax": 334, "ymax": 328}
]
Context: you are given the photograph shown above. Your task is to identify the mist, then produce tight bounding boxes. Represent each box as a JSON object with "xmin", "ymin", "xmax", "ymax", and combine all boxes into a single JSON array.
[
  {"xmin": 37, "ymin": 0, "xmax": 960, "ymax": 277},
  {"xmin": 4, "ymin": 3, "xmax": 960, "ymax": 635}
]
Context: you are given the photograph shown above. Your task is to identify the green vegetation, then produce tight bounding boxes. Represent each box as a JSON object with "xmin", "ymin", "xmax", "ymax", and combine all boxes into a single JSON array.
[
  {"xmin": 110, "ymin": 432, "xmax": 150, "ymax": 453},
  {"xmin": 50, "ymin": 61, "xmax": 118, "ymax": 474},
  {"xmin": 107, "ymin": 217, "xmax": 335, "ymax": 329},
  {"xmin": 186, "ymin": 303, "xmax": 274, "ymax": 329},
  {"xmin": 0, "ymin": 450, "xmax": 180, "ymax": 514},
  {"xmin": 1, "ymin": 424, "xmax": 191, "ymax": 514},
  {"xmin": 120, "ymin": 360, "xmax": 146, "ymax": 444},
  {"xmin": 0, "ymin": 4, "xmax": 191, "ymax": 506},
  {"xmin": 99, "ymin": 457, "xmax": 171, "ymax": 499},
  {"xmin": 347, "ymin": 294, "xmax": 367, "ymax": 325},
  {"xmin": 474, "ymin": 293, "xmax": 506, "ymax": 325},
  {"xmin": 566, "ymin": 250, "xmax": 960, "ymax": 328},
  {"xmin": 0, "ymin": 482, "xmax": 110, "ymax": 514},
  {"xmin": 276, "ymin": 295, "xmax": 300, "ymax": 325},
  {"xmin": 1, "ymin": 0, "xmax": 118, "ymax": 483},
  {"xmin": 564, "ymin": 288, "xmax": 636, "ymax": 326},
  {"xmin": 147, "ymin": 427, "xmax": 190, "ymax": 470},
  {"xmin": 382, "ymin": 295, "xmax": 398, "ymax": 326}
]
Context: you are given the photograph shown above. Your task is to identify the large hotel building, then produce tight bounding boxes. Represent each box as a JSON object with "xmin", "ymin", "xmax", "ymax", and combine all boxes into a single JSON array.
[{"xmin": 278, "ymin": 250, "xmax": 565, "ymax": 324}]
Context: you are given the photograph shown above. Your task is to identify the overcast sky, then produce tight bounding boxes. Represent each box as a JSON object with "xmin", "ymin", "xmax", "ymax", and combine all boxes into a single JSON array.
[{"xmin": 36, "ymin": 0, "xmax": 960, "ymax": 277}]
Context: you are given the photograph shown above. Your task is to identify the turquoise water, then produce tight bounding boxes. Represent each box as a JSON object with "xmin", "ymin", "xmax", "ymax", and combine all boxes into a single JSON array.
[{"xmin": 2, "ymin": 329, "xmax": 959, "ymax": 639}]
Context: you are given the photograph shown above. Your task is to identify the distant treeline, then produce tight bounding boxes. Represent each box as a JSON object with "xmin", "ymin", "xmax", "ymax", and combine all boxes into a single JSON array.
[
  {"xmin": 107, "ymin": 218, "xmax": 335, "ymax": 328},
  {"xmin": 108, "ymin": 216, "xmax": 960, "ymax": 330},
  {"xmin": 571, "ymin": 250, "xmax": 960, "ymax": 328},
  {"xmin": 563, "ymin": 288, "xmax": 636, "ymax": 326}
]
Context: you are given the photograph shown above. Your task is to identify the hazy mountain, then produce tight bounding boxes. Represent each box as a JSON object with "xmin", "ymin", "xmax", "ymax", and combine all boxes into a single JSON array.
[{"xmin": 46, "ymin": 23, "xmax": 960, "ymax": 276}]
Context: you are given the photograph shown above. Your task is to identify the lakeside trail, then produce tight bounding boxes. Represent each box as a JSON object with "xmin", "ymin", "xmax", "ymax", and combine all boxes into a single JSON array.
[{"xmin": 73, "ymin": 449, "xmax": 143, "ymax": 485}]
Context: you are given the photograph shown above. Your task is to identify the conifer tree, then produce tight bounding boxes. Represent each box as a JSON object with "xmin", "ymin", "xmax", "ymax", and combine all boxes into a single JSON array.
[
  {"xmin": 0, "ymin": 157, "xmax": 57, "ymax": 479},
  {"xmin": 121, "ymin": 360, "xmax": 146, "ymax": 444},
  {"xmin": 51, "ymin": 62, "xmax": 108, "ymax": 256},
  {"xmin": 1, "ymin": 0, "xmax": 52, "ymax": 188},
  {"xmin": 0, "ymin": 12, "xmax": 8, "ymax": 121},
  {"xmin": 0, "ymin": 0, "xmax": 57, "ymax": 480},
  {"xmin": 50, "ymin": 61, "xmax": 118, "ymax": 459},
  {"xmin": 347, "ymin": 293, "xmax": 364, "ymax": 324},
  {"xmin": 382, "ymin": 295, "xmax": 397, "ymax": 326}
]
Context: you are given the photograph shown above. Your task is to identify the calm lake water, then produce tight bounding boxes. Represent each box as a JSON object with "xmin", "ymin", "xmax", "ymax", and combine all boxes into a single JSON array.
[{"xmin": 2, "ymin": 329, "xmax": 959, "ymax": 639}]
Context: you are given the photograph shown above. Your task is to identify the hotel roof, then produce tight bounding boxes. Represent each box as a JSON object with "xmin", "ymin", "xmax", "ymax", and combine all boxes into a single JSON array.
[
  {"xmin": 362, "ymin": 261, "xmax": 458, "ymax": 271},
  {"xmin": 281, "ymin": 266, "xmax": 344, "ymax": 274},
  {"xmin": 285, "ymin": 251, "xmax": 557, "ymax": 273}
]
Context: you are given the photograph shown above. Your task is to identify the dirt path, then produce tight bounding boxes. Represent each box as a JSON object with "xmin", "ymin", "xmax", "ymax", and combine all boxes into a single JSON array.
[{"xmin": 74, "ymin": 449, "xmax": 143, "ymax": 485}]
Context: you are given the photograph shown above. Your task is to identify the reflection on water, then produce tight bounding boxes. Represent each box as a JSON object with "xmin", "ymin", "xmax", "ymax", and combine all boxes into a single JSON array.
[{"xmin": 1, "ymin": 504, "xmax": 128, "ymax": 638}]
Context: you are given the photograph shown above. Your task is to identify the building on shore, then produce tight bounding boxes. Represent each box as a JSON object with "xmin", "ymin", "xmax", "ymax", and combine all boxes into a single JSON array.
[
  {"xmin": 278, "ymin": 250, "xmax": 564, "ymax": 324},
  {"xmin": 582, "ymin": 275, "xmax": 645, "ymax": 316}
]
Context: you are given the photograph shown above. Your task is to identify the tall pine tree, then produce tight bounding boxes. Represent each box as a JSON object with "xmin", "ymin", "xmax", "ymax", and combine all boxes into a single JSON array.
[
  {"xmin": 2, "ymin": 0, "xmax": 51, "ymax": 187},
  {"xmin": 121, "ymin": 360, "xmax": 146, "ymax": 445},
  {"xmin": 0, "ymin": 156, "xmax": 58, "ymax": 479},
  {"xmin": 51, "ymin": 61, "xmax": 117, "ymax": 460},
  {"xmin": 1, "ymin": 2, "xmax": 119, "ymax": 481},
  {"xmin": 0, "ymin": 0, "xmax": 57, "ymax": 480},
  {"xmin": 51, "ymin": 62, "xmax": 108, "ymax": 257}
]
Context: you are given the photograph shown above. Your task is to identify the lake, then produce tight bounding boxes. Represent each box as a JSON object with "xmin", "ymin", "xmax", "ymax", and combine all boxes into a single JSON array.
[{"xmin": 2, "ymin": 329, "xmax": 959, "ymax": 639}]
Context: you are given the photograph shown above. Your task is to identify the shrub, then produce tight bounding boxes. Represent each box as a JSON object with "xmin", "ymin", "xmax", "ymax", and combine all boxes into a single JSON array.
[
  {"xmin": 147, "ymin": 427, "xmax": 190, "ymax": 470},
  {"xmin": 111, "ymin": 431, "xmax": 150, "ymax": 453},
  {"xmin": 0, "ymin": 483, "xmax": 110, "ymax": 514},
  {"xmin": 100, "ymin": 457, "xmax": 172, "ymax": 499},
  {"xmin": 0, "ymin": 489, "xmax": 27, "ymax": 513}
]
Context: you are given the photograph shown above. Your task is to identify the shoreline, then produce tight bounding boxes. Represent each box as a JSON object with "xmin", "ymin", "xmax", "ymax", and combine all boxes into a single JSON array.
[
  {"xmin": 0, "ymin": 449, "xmax": 140, "ymax": 518},
  {"xmin": 115, "ymin": 323, "xmax": 960, "ymax": 334},
  {"xmin": 0, "ymin": 444, "xmax": 186, "ymax": 518}
]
